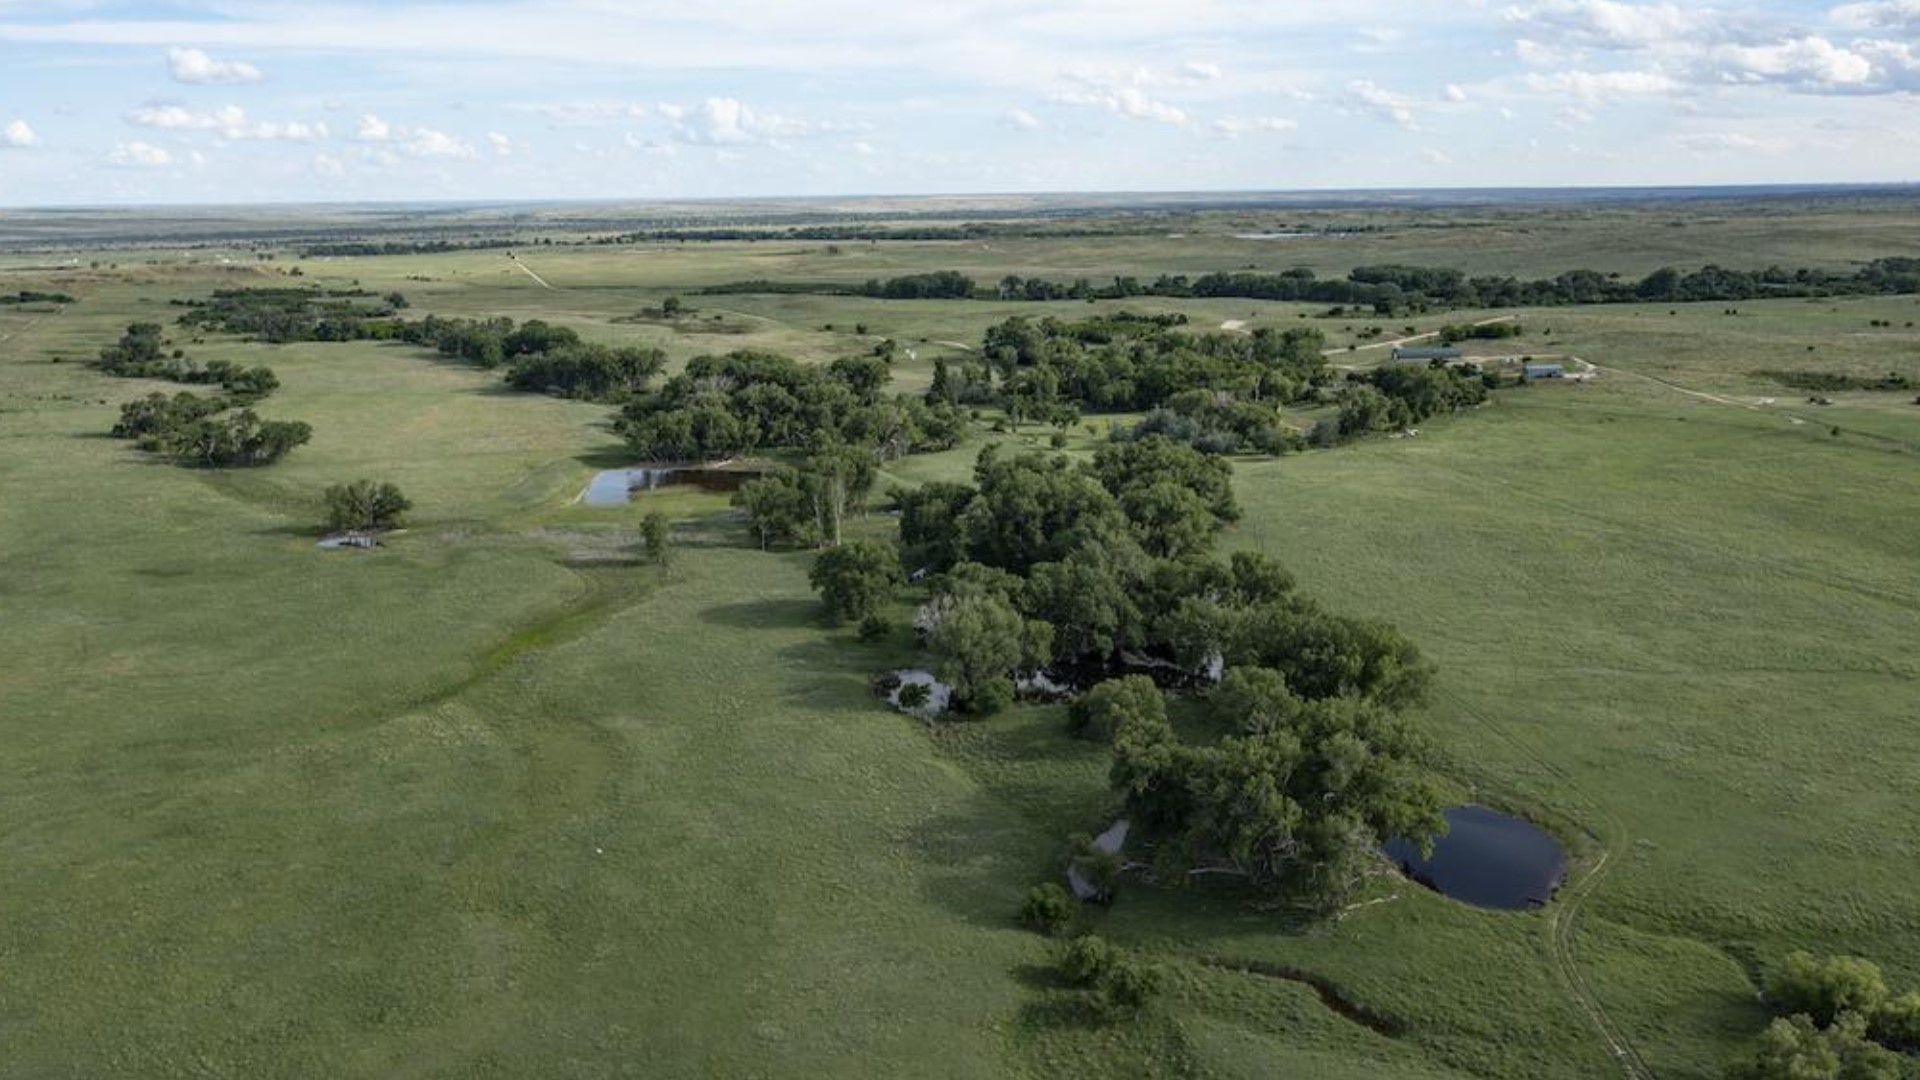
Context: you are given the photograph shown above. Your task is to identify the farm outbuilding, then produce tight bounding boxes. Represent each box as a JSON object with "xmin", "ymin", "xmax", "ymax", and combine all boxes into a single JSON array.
[
  {"xmin": 1523, "ymin": 362, "xmax": 1567, "ymax": 379},
  {"xmin": 1393, "ymin": 345, "xmax": 1463, "ymax": 363}
]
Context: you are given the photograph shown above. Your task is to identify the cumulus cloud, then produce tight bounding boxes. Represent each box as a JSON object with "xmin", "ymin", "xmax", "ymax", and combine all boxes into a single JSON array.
[
  {"xmin": 356, "ymin": 114, "xmax": 392, "ymax": 142},
  {"xmin": 666, "ymin": 97, "xmax": 837, "ymax": 145},
  {"xmin": 312, "ymin": 152, "xmax": 346, "ymax": 177},
  {"xmin": 106, "ymin": 141, "xmax": 175, "ymax": 168},
  {"xmin": 1180, "ymin": 60, "xmax": 1223, "ymax": 82},
  {"xmin": 405, "ymin": 128, "xmax": 475, "ymax": 159},
  {"xmin": 487, "ymin": 131, "xmax": 513, "ymax": 157},
  {"xmin": 1343, "ymin": 79, "xmax": 1419, "ymax": 129},
  {"xmin": 166, "ymin": 46, "xmax": 264, "ymax": 85},
  {"xmin": 1002, "ymin": 107, "xmax": 1042, "ymax": 131},
  {"xmin": 1049, "ymin": 72, "xmax": 1188, "ymax": 124},
  {"xmin": 1503, "ymin": 0, "xmax": 1705, "ymax": 51},
  {"xmin": 1442, "ymin": 83, "xmax": 1469, "ymax": 102},
  {"xmin": 1211, "ymin": 116, "xmax": 1298, "ymax": 138},
  {"xmin": 127, "ymin": 103, "xmax": 326, "ymax": 141},
  {"xmin": 3, "ymin": 118, "xmax": 38, "ymax": 148},
  {"xmin": 1831, "ymin": 0, "xmax": 1920, "ymax": 35},
  {"xmin": 1706, "ymin": 37, "xmax": 1880, "ymax": 90}
]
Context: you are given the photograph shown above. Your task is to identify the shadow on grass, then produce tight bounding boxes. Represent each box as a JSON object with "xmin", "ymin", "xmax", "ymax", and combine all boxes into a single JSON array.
[{"xmin": 700, "ymin": 596, "xmax": 819, "ymax": 630}]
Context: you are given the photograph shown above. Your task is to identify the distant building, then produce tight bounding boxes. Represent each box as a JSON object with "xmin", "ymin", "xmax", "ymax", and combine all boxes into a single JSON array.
[
  {"xmin": 1523, "ymin": 362, "xmax": 1567, "ymax": 379},
  {"xmin": 1392, "ymin": 345, "xmax": 1463, "ymax": 363}
]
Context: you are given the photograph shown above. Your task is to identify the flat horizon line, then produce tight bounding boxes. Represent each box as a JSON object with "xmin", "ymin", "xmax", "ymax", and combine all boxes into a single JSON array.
[{"xmin": 4, "ymin": 180, "xmax": 1919, "ymax": 215}]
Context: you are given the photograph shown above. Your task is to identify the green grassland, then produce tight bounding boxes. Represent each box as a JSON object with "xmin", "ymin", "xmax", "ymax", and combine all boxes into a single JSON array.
[{"xmin": 2, "ymin": 198, "xmax": 1919, "ymax": 1079}]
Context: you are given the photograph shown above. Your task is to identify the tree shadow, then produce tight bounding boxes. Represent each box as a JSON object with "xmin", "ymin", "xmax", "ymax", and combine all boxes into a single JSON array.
[{"xmin": 699, "ymin": 596, "xmax": 818, "ymax": 631}]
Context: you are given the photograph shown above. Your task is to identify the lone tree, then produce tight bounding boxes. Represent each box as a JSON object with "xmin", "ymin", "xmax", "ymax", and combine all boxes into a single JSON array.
[
  {"xmin": 641, "ymin": 511, "xmax": 672, "ymax": 565},
  {"xmin": 808, "ymin": 539, "xmax": 903, "ymax": 626},
  {"xmin": 324, "ymin": 480, "xmax": 411, "ymax": 533}
]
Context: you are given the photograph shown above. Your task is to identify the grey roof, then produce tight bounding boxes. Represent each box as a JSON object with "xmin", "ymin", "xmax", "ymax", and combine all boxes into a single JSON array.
[
  {"xmin": 1394, "ymin": 346, "xmax": 1462, "ymax": 360},
  {"xmin": 1523, "ymin": 362, "xmax": 1566, "ymax": 376}
]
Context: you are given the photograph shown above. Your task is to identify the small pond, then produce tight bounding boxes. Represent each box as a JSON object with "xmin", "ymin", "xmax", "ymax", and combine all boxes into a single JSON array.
[
  {"xmin": 582, "ymin": 465, "xmax": 764, "ymax": 506},
  {"xmin": 1383, "ymin": 805, "xmax": 1566, "ymax": 911}
]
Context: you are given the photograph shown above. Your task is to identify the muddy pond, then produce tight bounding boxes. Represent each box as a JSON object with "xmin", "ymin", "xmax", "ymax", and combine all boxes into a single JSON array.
[
  {"xmin": 582, "ymin": 465, "xmax": 765, "ymax": 506},
  {"xmin": 1383, "ymin": 806, "xmax": 1566, "ymax": 911}
]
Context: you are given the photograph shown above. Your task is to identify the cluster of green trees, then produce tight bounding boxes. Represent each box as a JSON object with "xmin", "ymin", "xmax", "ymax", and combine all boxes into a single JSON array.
[
  {"xmin": 799, "ymin": 437, "xmax": 1441, "ymax": 908},
  {"xmin": 0, "ymin": 289, "xmax": 75, "ymax": 305},
  {"xmin": 942, "ymin": 314, "xmax": 1329, "ymax": 452},
  {"xmin": 1756, "ymin": 369, "xmax": 1914, "ymax": 393},
  {"xmin": 97, "ymin": 323, "xmax": 280, "ymax": 400},
  {"xmin": 620, "ymin": 350, "xmax": 965, "ymax": 462},
  {"xmin": 111, "ymin": 397, "xmax": 311, "ymax": 468},
  {"xmin": 734, "ymin": 443, "xmax": 883, "ymax": 550},
  {"xmin": 323, "ymin": 479, "xmax": 411, "ymax": 533},
  {"xmin": 1729, "ymin": 952, "xmax": 1920, "ymax": 1079},
  {"xmin": 296, "ymin": 239, "xmax": 517, "ymax": 257},
  {"xmin": 697, "ymin": 270, "xmax": 977, "ymax": 299},
  {"xmin": 1311, "ymin": 363, "xmax": 1493, "ymax": 447},
  {"xmin": 1438, "ymin": 321, "xmax": 1524, "ymax": 343},
  {"xmin": 699, "ymin": 258, "xmax": 1920, "ymax": 314},
  {"xmin": 98, "ymin": 323, "xmax": 311, "ymax": 468},
  {"xmin": 403, "ymin": 315, "xmax": 667, "ymax": 402},
  {"xmin": 176, "ymin": 287, "xmax": 407, "ymax": 343}
]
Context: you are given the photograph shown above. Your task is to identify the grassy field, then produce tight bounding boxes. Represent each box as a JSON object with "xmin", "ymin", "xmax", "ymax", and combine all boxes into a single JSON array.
[{"xmin": 2, "ymin": 197, "xmax": 1919, "ymax": 1079}]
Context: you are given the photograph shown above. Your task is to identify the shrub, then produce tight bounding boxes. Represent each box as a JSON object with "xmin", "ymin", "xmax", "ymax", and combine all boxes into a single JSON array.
[
  {"xmin": 857, "ymin": 613, "xmax": 893, "ymax": 642},
  {"xmin": 1768, "ymin": 952, "xmax": 1889, "ymax": 1027},
  {"xmin": 968, "ymin": 676, "xmax": 1016, "ymax": 717},
  {"xmin": 896, "ymin": 682, "xmax": 931, "ymax": 710},
  {"xmin": 1093, "ymin": 956, "xmax": 1163, "ymax": 1018},
  {"xmin": 1019, "ymin": 883, "xmax": 1076, "ymax": 936},
  {"xmin": 1059, "ymin": 935, "xmax": 1117, "ymax": 987}
]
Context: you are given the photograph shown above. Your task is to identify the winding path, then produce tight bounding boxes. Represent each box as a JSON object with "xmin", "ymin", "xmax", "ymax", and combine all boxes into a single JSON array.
[{"xmin": 1436, "ymin": 688, "xmax": 1655, "ymax": 1080}]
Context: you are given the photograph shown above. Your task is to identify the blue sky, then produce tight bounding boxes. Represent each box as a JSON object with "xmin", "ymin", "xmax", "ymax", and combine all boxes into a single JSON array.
[{"xmin": 1, "ymin": 0, "xmax": 1917, "ymax": 205}]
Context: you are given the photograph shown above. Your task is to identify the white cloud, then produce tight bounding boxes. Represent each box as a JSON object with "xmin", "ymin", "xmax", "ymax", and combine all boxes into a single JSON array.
[
  {"xmin": 312, "ymin": 152, "xmax": 345, "ymax": 177},
  {"xmin": 356, "ymin": 114, "xmax": 391, "ymax": 142},
  {"xmin": 406, "ymin": 128, "xmax": 475, "ymax": 159},
  {"xmin": 127, "ymin": 104, "xmax": 325, "ymax": 141},
  {"xmin": 1422, "ymin": 148, "xmax": 1454, "ymax": 165},
  {"xmin": 1049, "ymin": 72, "xmax": 1188, "ymax": 124},
  {"xmin": 527, "ymin": 101, "xmax": 648, "ymax": 127},
  {"xmin": 487, "ymin": 131, "xmax": 513, "ymax": 157},
  {"xmin": 1344, "ymin": 79, "xmax": 1419, "ymax": 130},
  {"xmin": 106, "ymin": 141, "xmax": 174, "ymax": 168},
  {"xmin": 166, "ymin": 46, "xmax": 263, "ymax": 85},
  {"xmin": 1514, "ymin": 38, "xmax": 1564, "ymax": 66},
  {"xmin": 1180, "ymin": 60, "xmax": 1223, "ymax": 82},
  {"xmin": 1526, "ymin": 69, "xmax": 1680, "ymax": 99},
  {"xmin": 1503, "ymin": 0, "xmax": 1704, "ymax": 51},
  {"xmin": 1678, "ymin": 131, "xmax": 1791, "ymax": 154},
  {"xmin": 1002, "ymin": 107, "xmax": 1042, "ymax": 131},
  {"xmin": 1442, "ymin": 83, "xmax": 1469, "ymax": 102},
  {"xmin": 1212, "ymin": 116, "xmax": 1298, "ymax": 138},
  {"xmin": 668, "ymin": 97, "xmax": 833, "ymax": 145},
  {"xmin": 1706, "ymin": 37, "xmax": 1879, "ymax": 90},
  {"xmin": 2, "ymin": 118, "xmax": 38, "ymax": 148},
  {"xmin": 1832, "ymin": 0, "xmax": 1920, "ymax": 35}
]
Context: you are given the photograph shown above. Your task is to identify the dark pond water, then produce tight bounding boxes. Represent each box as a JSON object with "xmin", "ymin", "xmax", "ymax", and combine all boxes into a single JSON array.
[
  {"xmin": 1383, "ymin": 805, "xmax": 1566, "ymax": 911},
  {"xmin": 582, "ymin": 466, "xmax": 763, "ymax": 506}
]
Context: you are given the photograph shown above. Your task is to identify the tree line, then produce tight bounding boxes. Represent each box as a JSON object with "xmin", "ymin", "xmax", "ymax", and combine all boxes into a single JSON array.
[
  {"xmin": 697, "ymin": 257, "xmax": 1920, "ymax": 315},
  {"xmin": 939, "ymin": 313, "xmax": 1489, "ymax": 454},
  {"xmin": 620, "ymin": 349, "xmax": 966, "ymax": 464},
  {"xmin": 98, "ymin": 323, "xmax": 310, "ymax": 468}
]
